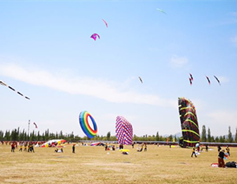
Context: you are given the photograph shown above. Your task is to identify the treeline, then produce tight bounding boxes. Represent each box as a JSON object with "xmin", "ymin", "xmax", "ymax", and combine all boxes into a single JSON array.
[
  {"xmin": 0, "ymin": 125, "xmax": 237, "ymax": 143},
  {"xmin": 201, "ymin": 125, "xmax": 237, "ymax": 143}
]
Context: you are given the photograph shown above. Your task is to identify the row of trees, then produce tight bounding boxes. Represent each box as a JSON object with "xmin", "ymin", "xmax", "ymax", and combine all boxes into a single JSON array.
[
  {"xmin": 0, "ymin": 125, "xmax": 237, "ymax": 143},
  {"xmin": 201, "ymin": 125, "xmax": 237, "ymax": 143}
]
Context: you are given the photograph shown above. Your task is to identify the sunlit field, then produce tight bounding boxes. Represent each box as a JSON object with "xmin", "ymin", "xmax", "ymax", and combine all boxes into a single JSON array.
[{"xmin": 1, "ymin": 144, "xmax": 237, "ymax": 184}]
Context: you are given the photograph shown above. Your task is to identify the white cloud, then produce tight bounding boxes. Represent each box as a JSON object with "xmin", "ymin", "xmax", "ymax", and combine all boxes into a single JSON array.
[
  {"xmin": 0, "ymin": 63, "xmax": 176, "ymax": 107},
  {"xmin": 217, "ymin": 76, "xmax": 229, "ymax": 83},
  {"xmin": 207, "ymin": 110, "xmax": 237, "ymax": 127},
  {"xmin": 170, "ymin": 56, "xmax": 189, "ymax": 68}
]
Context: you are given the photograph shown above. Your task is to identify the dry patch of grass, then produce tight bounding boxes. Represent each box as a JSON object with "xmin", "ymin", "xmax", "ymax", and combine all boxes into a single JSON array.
[{"xmin": 1, "ymin": 144, "xmax": 237, "ymax": 184}]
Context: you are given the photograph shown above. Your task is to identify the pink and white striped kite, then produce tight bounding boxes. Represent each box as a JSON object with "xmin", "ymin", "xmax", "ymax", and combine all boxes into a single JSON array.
[{"xmin": 116, "ymin": 116, "xmax": 133, "ymax": 145}]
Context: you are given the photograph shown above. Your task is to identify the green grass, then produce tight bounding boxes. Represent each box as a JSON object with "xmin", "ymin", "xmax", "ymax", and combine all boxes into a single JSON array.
[{"xmin": 1, "ymin": 144, "xmax": 237, "ymax": 184}]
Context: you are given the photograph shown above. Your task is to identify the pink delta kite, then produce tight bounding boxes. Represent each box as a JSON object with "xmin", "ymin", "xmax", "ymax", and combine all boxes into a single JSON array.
[
  {"xmin": 102, "ymin": 19, "xmax": 108, "ymax": 28},
  {"xmin": 90, "ymin": 33, "xmax": 100, "ymax": 41}
]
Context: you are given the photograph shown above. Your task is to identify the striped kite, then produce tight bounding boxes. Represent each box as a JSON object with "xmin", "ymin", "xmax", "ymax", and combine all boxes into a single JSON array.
[
  {"xmin": 116, "ymin": 116, "xmax": 133, "ymax": 145},
  {"xmin": 178, "ymin": 97, "xmax": 200, "ymax": 148},
  {"xmin": 0, "ymin": 80, "xmax": 30, "ymax": 100}
]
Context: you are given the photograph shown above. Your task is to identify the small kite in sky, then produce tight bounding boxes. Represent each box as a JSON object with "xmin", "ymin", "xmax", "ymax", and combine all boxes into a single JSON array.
[
  {"xmin": 157, "ymin": 8, "xmax": 166, "ymax": 14},
  {"xmin": 33, "ymin": 122, "xmax": 38, "ymax": 128},
  {"xmin": 214, "ymin": 75, "xmax": 221, "ymax": 85},
  {"xmin": 0, "ymin": 80, "xmax": 30, "ymax": 100},
  {"xmin": 189, "ymin": 78, "xmax": 192, "ymax": 85},
  {"xmin": 102, "ymin": 19, "xmax": 108, "ymax": 28},
  {"xmin": 189, "ymin": 73, "xmax": 193, "ymax": 81},
  {"xmin": 206, "ymin": 76, "xmax": 211, "ymax": 85},
  {"xmin": 138, "ymin": 76, "xmax": 143, "ymax": 83},
  {"xmin": 90, "ymin": 33, "xmax": 100, "ymax": 41}
]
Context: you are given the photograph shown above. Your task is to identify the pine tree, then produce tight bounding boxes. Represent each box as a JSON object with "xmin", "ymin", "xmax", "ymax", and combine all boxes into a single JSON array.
[
  {"xmin": 201, "ymin": 125, "xmax": 206, "ymax": 142},
  {"xmin": 156, "ymin": 132, "xmax": 159, "ymax": 141},
  {"xmin": 235, "ymin": 128, "xmax": 237, "ymax": 143},
  {"xmin": 228, "ymin": 126, "xmax": 233, "ymax": 143},
  {"xmin": 207, "ymin": 128, "xmax": 211, "ymax": 142}
]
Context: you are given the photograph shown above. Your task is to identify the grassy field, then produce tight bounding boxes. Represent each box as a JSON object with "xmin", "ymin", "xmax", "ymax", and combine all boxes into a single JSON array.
[{"xmin": 1, "ymin": 144, "xmax": 237, "ymax": 184}]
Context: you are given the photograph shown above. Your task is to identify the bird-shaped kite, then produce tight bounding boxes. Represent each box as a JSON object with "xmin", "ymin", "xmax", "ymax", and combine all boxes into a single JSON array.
[
  {"xmin": 90, "ymin": 33, "xmax": 100, "ymax": 41},
  {"xmin": 138, "ymin": 76, "xmax": 143, "ymax": 83},
  {"xmin": 206, "ymin": 76, "xmax": 211, "ymax": 85},
  {"xmin": 33, "ymin": 122, "xmax": 38, "ymax": 128},
  {"xmin": 214, "ymin": 76, "xmax": 221, "ymax": 85},
  {"xmin": 102, "ymin": 19, "xmax": 108, "ymax": 28}
]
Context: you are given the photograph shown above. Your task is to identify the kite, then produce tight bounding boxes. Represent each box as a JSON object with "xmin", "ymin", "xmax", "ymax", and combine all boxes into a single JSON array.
[
  {"xmin": 138, "ymin": 76, "xmax": 143, "ymax": 83},
  {"xmin": 116, "ymin": 116, "xmax": 133, "ymax": 145},
  {"xmin": 102, "ymin": 19, "xmax": 108, "ymax": 28},
  {"xmin": 90, "ymin": 33, "xmax": 100, "ymax": 41},
  {"xmin": 189, "ymin": 78, "xmax": 192, "ymax": 85},
  {"xmin": 206, "ymin": 76, "xmax": 211, "ymax": 85},
  {"xmin": 189, "ymin": 73, "xmax": 193, "ymax": 81},
  {"xmin": 79, "ymin": 111, "xmax": 98, "ymax": 139},
  {"xmin": 157, "ymin": 8, "xmax": 166, "ymax": 14},
  {"xmin": 33, "ymin": 122, "xmax": 38, "ymax": 128},
  {"xmin": 214, "ymin": 76, "xmax": 221, "ymax": 85},
  {"xmin": 0, "ymin": 80, "xmax": 30, "ymax": 100},
  {"xmin": 178, "ymin": 97, "xmax": 200, "ymax": 148}
]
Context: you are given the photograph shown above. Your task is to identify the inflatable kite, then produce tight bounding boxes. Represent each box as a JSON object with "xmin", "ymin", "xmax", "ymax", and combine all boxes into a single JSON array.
[
  {"xmin": 79, "ymin": 111, "xmax": 98, "ymax": 138},
  {"xmin": 90, "ymin": 33, "xmax": 100, "ymax": 41},
  {"xmin": 115, "ymin": 116, "xmax": 133, "ymax": 145},
  {"xmin": 0, "ymin": 80, "xmax": 30, "ymax": 100},
  {"xmin": 178, "ymin": 97, "xmax": 200, "ymax": 148}
]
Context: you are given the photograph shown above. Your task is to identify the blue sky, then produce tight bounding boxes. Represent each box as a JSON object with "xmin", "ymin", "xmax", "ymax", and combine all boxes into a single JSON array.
[{"xmin": 0, "ymin": 0, "xmax": 237, "ymax": 137}]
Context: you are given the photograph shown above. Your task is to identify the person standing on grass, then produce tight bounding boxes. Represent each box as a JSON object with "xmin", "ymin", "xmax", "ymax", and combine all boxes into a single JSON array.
[
  {"xmin": 72, "ymin": 144, "xmax": 75, "ymax": 153},
  {"xmin": 11, "ymin": 143, "xmax": 15, "ymax": 152},
  {"xmin": 218, "ymin": 150, "xmax": 225, "ymax": 168},
  {"xmin": 191, "ymin": 147, "xmax": 197, "ymax": 157},
  {"xmin": 226, "ymin": 146, "xmax": 230, "ymax": 156},
  {"xmin": 144, "ymin": 143, "xmax": 147, "ymax": 152}
]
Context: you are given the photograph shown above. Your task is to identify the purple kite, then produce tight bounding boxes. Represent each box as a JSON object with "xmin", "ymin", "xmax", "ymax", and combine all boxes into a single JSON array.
[
  {"xmin": 102, "ymin": 19, "xmax": 108, "ymax": 28},
  {"xmin": 90, "ymin": 33, "xmax": 100, "ymax": 41}
]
